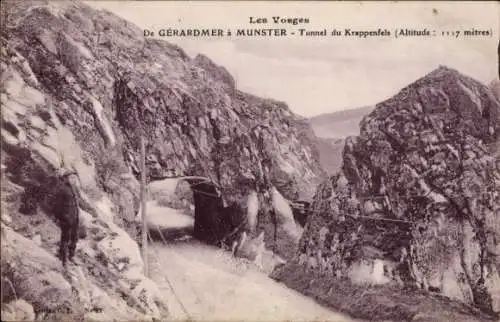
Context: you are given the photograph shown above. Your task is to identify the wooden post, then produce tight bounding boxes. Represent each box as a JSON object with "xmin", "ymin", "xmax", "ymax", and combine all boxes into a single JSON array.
[{"xmin": 140, "ymin": 136, "xmax": 149, "ymax": 277}]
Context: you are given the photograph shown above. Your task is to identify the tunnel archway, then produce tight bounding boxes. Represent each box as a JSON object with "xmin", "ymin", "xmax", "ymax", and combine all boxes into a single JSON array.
[
  {"xmin": 145, "ymin": 175, "xmax": 306, "ymax": 263},
  {"xmin": 147, "ymin": 176, "xmax": 249, "ymax": 247}
]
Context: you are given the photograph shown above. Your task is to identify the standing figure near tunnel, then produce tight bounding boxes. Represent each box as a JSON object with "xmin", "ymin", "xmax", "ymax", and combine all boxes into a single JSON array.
[
  {"xmin": 53, "ymin": 169, "xmax": 81, "ymax": 267},
  {"xmin": 17, "ymin": 151, "xmax": 95, "ymax": 267}
]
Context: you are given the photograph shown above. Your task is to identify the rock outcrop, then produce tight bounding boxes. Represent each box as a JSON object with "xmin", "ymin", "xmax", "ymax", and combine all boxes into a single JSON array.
[
  {"xmin": 2, "ymin": 0, "xmax": 325, "ymax": 245},
  {"xmin": 298, "ymin": 67, "xmax": 500, "ymax": 314},
  {"xmin": 1, "ymin": 0, "xmax": 325, "ymax": 318}
]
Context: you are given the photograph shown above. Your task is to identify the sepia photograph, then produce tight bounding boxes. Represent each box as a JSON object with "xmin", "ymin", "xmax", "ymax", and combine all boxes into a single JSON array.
[{"xmin": 0, "ymin": 1, "xmax": 499, "ymax": 321}]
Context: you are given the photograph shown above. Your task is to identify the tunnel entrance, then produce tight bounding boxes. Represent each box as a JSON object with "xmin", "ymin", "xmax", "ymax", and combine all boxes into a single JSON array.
[
  {"xmin": 187, "ymin": 179, "xmax": 249, "ymax": 247},
  {"xmin": 147, "ymin": 176, "xmax": 248, "ymax": 247},
  {"xmin": 146, "ymin": 175, "xmax": 305, "ymax": 263},
  {"xmin": 290, "ymin": 201, "xmax": 310, "ymax": 228}
]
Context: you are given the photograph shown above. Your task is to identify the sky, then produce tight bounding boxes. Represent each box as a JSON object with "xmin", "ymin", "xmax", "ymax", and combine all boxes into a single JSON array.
[{"xmin": 86, "ymin": 1, "xmax": 499, "ymax": 117}]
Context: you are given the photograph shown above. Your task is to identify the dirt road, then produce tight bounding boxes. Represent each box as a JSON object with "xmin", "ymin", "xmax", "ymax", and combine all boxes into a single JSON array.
[{"xmin": 145, "ymin": 202, "xmax": 358, "ymax": 321}]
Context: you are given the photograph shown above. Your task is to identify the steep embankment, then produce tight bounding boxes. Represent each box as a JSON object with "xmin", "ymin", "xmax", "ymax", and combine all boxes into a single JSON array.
[
  {"xmin": 274, "ymin": 67, "xmax": 500, "ymax": 321},
  {"xmin": 1, "ymin": 0, "xmax": 325, "ymax": 319}
]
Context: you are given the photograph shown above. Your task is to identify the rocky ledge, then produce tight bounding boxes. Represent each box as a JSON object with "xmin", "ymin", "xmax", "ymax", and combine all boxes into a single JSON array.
[{"xmin": 291, "ymin": 66, "xmax": 500, "ymax": 316}]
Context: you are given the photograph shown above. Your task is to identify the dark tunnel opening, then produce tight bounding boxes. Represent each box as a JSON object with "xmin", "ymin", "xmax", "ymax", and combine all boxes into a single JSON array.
[
  {"xmin": 186, "ymin": 180, "xmax": 247, "ymax": 247},
  {"xmin": 145, "ymin": 175, "xmax": 250, "ymax": 247},
  {"xmin": 147, "ymin": 176, "xmax": 303, "ymax": 257},
  {"xmin": 189, "ymin": 181, "xmax": 224, "ymax": 245},
  {"xmin": 291, "ymin": 201, "xmax": 310, "ymax": 228}
]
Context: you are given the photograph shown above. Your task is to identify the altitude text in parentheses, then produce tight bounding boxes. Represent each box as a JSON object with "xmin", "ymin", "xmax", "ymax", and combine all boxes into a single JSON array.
[{"xmin": 394, "ymin": 28, "xmax": 433, "ymax": 38}]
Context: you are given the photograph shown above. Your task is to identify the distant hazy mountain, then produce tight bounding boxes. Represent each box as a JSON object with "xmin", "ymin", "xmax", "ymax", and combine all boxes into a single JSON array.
[
  {"xmin": 307, "ymin": 106, "xmax": 374, "ymax": 174},
  {"xmin": 313, "ymin": 137, "xmax": 345, "ymax": 174},
  {"xmin": 308, "ymin": 106, "xmax": 375, "ymax": 139}
]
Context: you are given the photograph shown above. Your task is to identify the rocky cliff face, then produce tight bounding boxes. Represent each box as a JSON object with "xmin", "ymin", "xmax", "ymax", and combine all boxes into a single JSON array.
[
  {"xmin": 298, "ymin": 67, "xmax": 500, "ymax": 314},
  {"xmin": 1, "ymin": 0, "xmax": 325, "ymax": 318}
]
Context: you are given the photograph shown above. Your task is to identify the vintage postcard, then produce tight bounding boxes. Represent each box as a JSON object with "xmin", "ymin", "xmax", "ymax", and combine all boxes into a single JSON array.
[{"xmin": 1, "ymin": 1, "xmax": 499, "ymax": 321}]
